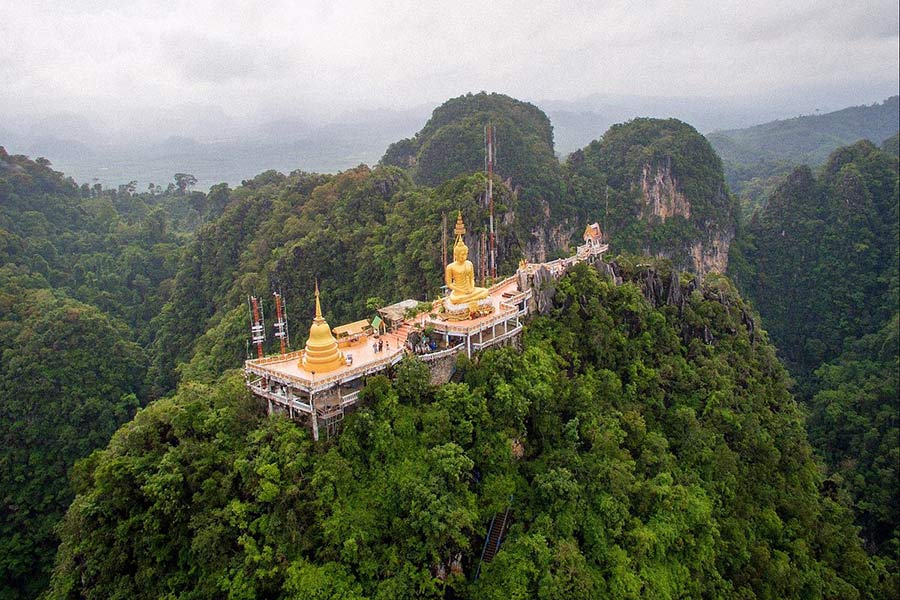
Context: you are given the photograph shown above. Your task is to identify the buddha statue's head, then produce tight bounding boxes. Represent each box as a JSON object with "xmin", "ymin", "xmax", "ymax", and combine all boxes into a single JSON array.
[{"xmin": 453, "ymin": 239, "xmax": 468, "ymax": 263}]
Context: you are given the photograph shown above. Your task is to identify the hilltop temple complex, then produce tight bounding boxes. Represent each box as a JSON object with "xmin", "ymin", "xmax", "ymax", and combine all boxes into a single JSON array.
[{"xmin": 244, "ymin": 213, "xmax": 608, "ymax": 440}]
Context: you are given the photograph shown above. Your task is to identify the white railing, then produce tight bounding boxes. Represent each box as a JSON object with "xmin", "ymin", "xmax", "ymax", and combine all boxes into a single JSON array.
[
  {"xmin": 340, "ymin": 390, "xmax": 361, "ymax": 406},
  {"xmin": 472, "ymin": 325, "xmax": 523, "ymax": 351},
  {"xmin": 425, "ymin": 305, "xmax": 518, "ymax": 334},
  {"xmin": 248, "ymin": 381, "xmax": 314, "ymax": 414},
  {"xmin": 516, "ymin": 243, "xmax": 608, "ymax": 277},
  {"xmin": 292, "ymin": 399, "xmax": 313, "ymax": 412},
  {"xmin": 419, "ymin": 343, "xmax": 465, "ymax": 362}
]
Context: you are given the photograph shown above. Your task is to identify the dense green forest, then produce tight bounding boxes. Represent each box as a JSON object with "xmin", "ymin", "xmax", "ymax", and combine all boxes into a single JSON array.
[
  {"xmin": 147, "ymin": 105, "xmax": 738, "ymax": 393},
  {"xmin": 1, "ymin": 92, "xmax": 898, "ymax": 598},
  {"xmin": 47, "ymin": 263, "xmax": 894, "ymax": 599},
  {"xmin": 728, "ymin": 138, "xmax": 900, "ymax": 568},
  {"xmin": 0, "ymin": 148, "xmax": 218, "ymax": 597},
  {"xmin": 731, "ymin": 141, "xmax": 898, "ymax": 377},
  {"xmin": 708, "ymin": 96, "xmax": 899, "ymax": 217}
]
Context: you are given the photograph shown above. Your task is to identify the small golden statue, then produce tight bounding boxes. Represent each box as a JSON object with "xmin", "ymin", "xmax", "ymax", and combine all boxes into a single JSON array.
[{"xmin": 444, "ymin": 211, "xmax": 492, "ymax": 319}]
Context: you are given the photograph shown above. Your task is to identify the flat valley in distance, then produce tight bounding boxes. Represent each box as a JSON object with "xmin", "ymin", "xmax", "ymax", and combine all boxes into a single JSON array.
[{"xmin": 4, "ymin": 94, "xmax": 897, "ymax": 191}]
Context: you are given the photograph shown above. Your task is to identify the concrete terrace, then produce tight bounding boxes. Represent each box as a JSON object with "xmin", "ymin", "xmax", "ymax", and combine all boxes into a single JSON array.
[{"xmin": 243, "ymin": 229, "xmax": 607, "ymax": 440}]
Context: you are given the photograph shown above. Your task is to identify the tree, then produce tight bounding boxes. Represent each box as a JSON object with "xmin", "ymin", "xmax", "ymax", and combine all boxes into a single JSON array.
[
  {"xmin": 174, "ymin": 172, "xmax": 197, "ymax": 195},
  {"xmin": 0, "ymin": 287, "xmax": 145, "ymax": 599}
]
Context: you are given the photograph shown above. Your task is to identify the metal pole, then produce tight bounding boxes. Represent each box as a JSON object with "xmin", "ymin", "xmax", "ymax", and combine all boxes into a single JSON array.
[
  {"xmin": 310, "ymin": 373, "xmax": 318, "ymax": 441},
  {"xmin": 488, "ymin": 123, "xmax": 496, "ymax": 280},
  {"xmin": 442, "ymin": 212, "xmax": 447, "ymax": 268}
]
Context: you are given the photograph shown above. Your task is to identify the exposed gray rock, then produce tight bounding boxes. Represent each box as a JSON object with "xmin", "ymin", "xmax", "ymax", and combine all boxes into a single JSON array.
[{"xmin": 530, "ymin": 265, "xmax": 557, "ymax": 315}]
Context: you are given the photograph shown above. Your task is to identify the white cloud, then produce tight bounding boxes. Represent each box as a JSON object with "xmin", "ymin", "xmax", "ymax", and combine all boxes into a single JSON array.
[{"xmin": 0, "ymin": 0, "xmax": 896, "ymax": 132}]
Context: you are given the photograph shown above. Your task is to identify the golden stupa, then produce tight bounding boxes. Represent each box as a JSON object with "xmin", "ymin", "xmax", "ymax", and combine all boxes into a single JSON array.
[{"xmin": 301, "ymin": 282, "xmax": 344, "ymax": 373}]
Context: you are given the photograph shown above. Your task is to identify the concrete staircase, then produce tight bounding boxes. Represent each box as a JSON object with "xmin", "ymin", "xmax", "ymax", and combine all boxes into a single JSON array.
[{"xmin": 393, "ymin": 321, "xmax": 413, "ymax": 346}]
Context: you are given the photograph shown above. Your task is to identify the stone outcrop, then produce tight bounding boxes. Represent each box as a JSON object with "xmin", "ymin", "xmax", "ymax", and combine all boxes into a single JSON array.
[
  {"xmin": 636, "ymin": 160, "xmax": 733, "ymax": 275},
  {"xmin": 602, "ymin": 260, "xmax": 755, "ymax": 345},
  {"xmin": 518, "ymin": 265, "xmax": 557, "ymax": 316},
  {"xmin": 690, "ymin": 230, "xmax": 733, "ymax": 275},
  {"xmin": 639, "ymin": 159, "xmax": 692, "ymax": 222},
  {"xmin": 526, "ymin": 221, "xmax": 577, "ymax": 263}
]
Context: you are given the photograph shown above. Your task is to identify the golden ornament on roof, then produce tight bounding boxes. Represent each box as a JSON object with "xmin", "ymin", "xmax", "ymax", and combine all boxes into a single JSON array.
[{"xmin": 453, "ymin": 210, "xmax": 466, "ymax": 238}]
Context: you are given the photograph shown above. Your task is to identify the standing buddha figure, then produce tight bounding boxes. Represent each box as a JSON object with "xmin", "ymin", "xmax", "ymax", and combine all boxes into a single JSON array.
[{"xmin": 445, "ymin": 211, "xmax": 490, "ymax": 305}]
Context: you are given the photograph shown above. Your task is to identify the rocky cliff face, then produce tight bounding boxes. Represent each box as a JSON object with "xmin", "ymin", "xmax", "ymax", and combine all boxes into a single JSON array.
[
  {"xmin": 639, "ymin": 159, "xmax": 692, "ymax": 221},
  {"xmin": 634, "ymin": 162, "xmax": 733, "ymax": 274},
  {"xmin": 636, "ymin": 159, "xmax": 732, "ymax": 274},
  {"xmin": 524, "ymin": 199, "xmax": 577, "ymax": 262},
  {"xmin": 690, "ymin": 230, "xmax": 733, "ymax": 275},
  {"xmin": 641, "ymin": 230, "xmax": 733, "ymax": 275},
  {"xmin": 568, "ymin": 118, "xmax": 738, "ymax": 277}
]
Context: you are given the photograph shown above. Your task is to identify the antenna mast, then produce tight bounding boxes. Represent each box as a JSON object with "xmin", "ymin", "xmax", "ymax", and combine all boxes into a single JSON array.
[
  {"xmin": 480, "ymin": 230, "xmax": 488, "ymax": 287},
  {"xmin": 273, "ymin": 290, "xmax": 289, "ymax": 355},
  {"xmin": 442, "ymin": 212, "xmax": 447, "ymax": 268},
  {"xmin": 249, "ymin": 295, "xmax": 266, "ymax": 358},
  {"xmin": 605, "ymin": 185, "xmax": 609, "ymax": 241},
  {"xmin": 485, "ymin": 123, "xmax": 496, "ymax": 280}
]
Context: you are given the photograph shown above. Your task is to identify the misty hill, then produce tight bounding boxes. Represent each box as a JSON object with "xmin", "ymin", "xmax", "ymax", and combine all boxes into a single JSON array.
[
  {"xmin": 709, "ymin": 96, "xmax": 899, "ymax": 166},
  {"xmin": 381, "ymin": 92, "xmax": 560, "ymax": 192},
  {"xmin": 708, "ymin": 96, "xmax": 899, "ymax": 215},
  {"xmin": 6, "ymin": 95, "xmax": 896, "ymax": 197},
  {"xmin": 566, "ymin": 118, "xmax": 738, "ymax": 274},
  {"xmin": 1, "ymin": 107, "xmax": 431, "ymax": 191},
  {"xmin": 544, "ymin": 92, "xmax": 820, "ymax": 158}
]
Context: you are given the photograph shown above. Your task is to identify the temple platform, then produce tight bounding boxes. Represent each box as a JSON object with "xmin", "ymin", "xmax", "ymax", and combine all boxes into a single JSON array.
[
  {"xmin": 244, "ymin": 222, "xmax": 607, "ymax": 441},
  {"xmin": 244, "ymin": 275, "xmax": 530, "ymax": 440}
]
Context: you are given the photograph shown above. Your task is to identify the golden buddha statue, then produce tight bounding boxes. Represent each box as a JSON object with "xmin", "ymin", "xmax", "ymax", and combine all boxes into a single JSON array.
[
  {"xmin": 445, "ymin": 211, "xmax": 490, "ymax": 305},
  {"xmin": 301, "ymin": 282, "xmax": 344, "ymax": 373}
]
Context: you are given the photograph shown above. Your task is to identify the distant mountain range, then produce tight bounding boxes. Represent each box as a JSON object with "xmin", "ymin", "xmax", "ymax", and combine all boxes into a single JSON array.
[
  {"xmin": 2, "ymin": 94, "xmax": 896, "ymax": 191},
  {"xmin": 0, "ymin": 107, "xmax": 433, "ymax": 190},
  {"xmin": 706, "ymin": 96, "xmax": 899, "ymax": 215},
  {"xmin": 709, "ymin": 96, "xmax": 898, "ymax": 169}
]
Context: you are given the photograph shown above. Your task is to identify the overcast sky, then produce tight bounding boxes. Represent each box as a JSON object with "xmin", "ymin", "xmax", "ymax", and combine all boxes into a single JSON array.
[{"xmin": 2, "ymin": 0, "xmax": 898, "ymax": 137}]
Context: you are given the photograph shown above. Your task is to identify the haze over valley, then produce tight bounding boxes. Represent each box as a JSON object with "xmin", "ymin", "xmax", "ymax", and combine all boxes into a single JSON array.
[{"xmin": 2, "ymin": 93, "xmax": 897, "ymax": 190}]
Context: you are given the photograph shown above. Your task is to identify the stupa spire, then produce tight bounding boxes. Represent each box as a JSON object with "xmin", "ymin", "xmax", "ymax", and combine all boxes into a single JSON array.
[{"xmin": 314, "ymin": 279, "xmax": 323, "ymax": 320}]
